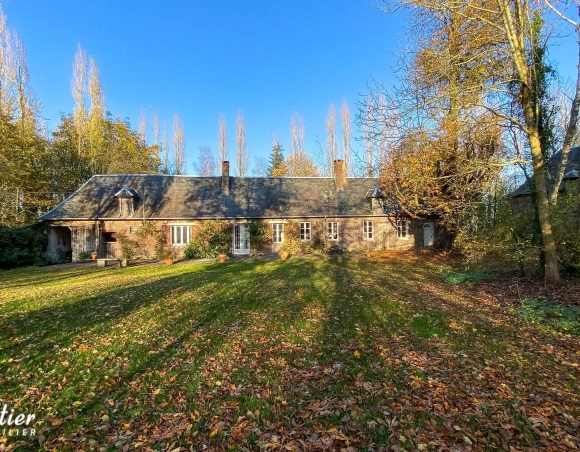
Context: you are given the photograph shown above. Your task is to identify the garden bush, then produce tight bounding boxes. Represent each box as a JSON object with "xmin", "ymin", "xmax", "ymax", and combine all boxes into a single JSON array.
[
  {"xmin": 282, "ymin": 221, "xmax": 325, "ymax": 256},
  {"xmin": 0, "ymin": 222, "xmax": 47, "ymax": 269},
  {"xmin": 247, "ymin": 220, "xmax": 269, "ymax": 255},
  {"xmin": 183, "ymin": 220, "xmax": 232, "ymax": 259}
]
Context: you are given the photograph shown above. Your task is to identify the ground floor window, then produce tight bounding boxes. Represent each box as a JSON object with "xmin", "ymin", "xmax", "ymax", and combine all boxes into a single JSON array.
[
  {"xmin": 327, "ymin": 222, "xmax": 339, "ymax": 241},
  {"xmin": 171, "ymin": 225, "xmax": 191, "ymax": 246},
  {"xmin": 363, "ymin": 220, "xmax": 374, "ymax": 240},
  {"xmin": 102, "ymin": 232, "xmax": 116, "ymax": 243},
  {"xmin": 397, "ymin": 219, "xmax": 410, "ymax": 239},
  {"xmin": 300, "ymin": 222, "xmax": 311, "ymax": 241},
  {"xmin": 272, "ymin": 223, "xmax": 284, "ymax": 243}
]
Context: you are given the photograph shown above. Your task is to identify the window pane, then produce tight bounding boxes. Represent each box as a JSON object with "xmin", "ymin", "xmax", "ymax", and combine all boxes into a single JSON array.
[
  {"xmin": 301, "ymin": 222, "xmax": 310, "ymax": 241},
  {"xmin": 234, "ymin": 225, "xmax": 241, "ymax": 249},
  {"xmin": 328, "ymin": 222, "xmax": 337, "ymax": 240},
  {"xmin": 273, "ymin": 223, "xmax": 284, "ymax": 243},
  {"xmin": 364, "ymin": 221, "xmax": 373, "ymax": 239}
]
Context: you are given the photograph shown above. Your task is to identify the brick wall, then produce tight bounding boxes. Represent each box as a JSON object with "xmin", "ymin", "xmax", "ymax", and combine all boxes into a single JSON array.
[
  {"xmin": 263, "ymin": 217, "xmax": 418, "ymax": 253},
  {"xmin": 48, "ymin": 216, "xmax": 423, "ymax": 260}
]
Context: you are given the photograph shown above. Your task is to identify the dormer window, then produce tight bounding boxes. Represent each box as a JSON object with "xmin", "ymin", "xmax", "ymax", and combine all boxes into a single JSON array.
[
  {"xmin": 114, "ymin": 188, "xmax": 140, "ymax": 218},
  {"xmin": 365, "ymin": 188, "xmax": 385, "ymax": 211}
]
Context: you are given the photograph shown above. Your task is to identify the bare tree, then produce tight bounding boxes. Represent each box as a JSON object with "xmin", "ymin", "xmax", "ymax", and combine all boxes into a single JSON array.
[
  {"xmin": 12, "ymin": 31, "xmax": 33, "ymax": 140},
  {"xmin": 218, "ymin": 112, "xmax": 228, "ymax": 170},
  {"xmin": 0, "ymin": 6, "xmax": 14, "ymax": 115},
  {"xmin": 341, "ymin": 99, "xmax": 352, "ymax": 175},
  {"xmin": 87, "ymin": 57, "xmax": 104, "ymax": 118},
  {"xmin": 196, "ymin": 145, "xmax": 216, "ymax": 176},
  {"xmin": 362, "ymin": 95, "xmax": 375, "ymax": 177},
  {"xmin": 288, "ymin": 111, "xmax": 318, "ymax": 176},
  {"xmin": 152, "ymin": 106, "xmax": 160, "ymax": 164},
  {"xmin": 235, "ymin": 109, "xmax": 249, "ymax": 176},
  {"xmin": 139, "ymin": 109, "xmax": 147, "ymax": 145},
  {"xmin": 376, "ymin": 93, "xmax": 398, "ymax": 171},
  {"xmin": 543, "ymin": 1, "xmax": 580, "ymax": 205},
  {"xmin": 325, "ymin": 102, "xmax": 337, "ymax": 176},
  {"xmin": 290, "ymin": 111, "xmax": 306, "ymax": 157},
  {"xmin": 251, "ymin": 155, "xmax": 269, "ymax": 176},
  {"xmin": 162, "ymin": 123, "xmax": 169, "ymax": 174},
  {"xmin": 172, "ymin": 113, "xmax": 186, "ymax": 175}
]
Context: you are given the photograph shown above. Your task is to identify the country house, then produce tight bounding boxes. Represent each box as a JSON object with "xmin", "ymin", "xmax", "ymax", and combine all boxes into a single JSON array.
[{"xmin": 40, "ymin": 160, "xmax": 436, "ymax": 262}]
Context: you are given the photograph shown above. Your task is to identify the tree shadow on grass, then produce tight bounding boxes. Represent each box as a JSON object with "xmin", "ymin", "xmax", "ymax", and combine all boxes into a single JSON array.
[
  {"xmin": 3, "ymin": 257, "xmax": 579, "ymax": 451},
  {"xmin": 310, "ymin": 257, "xmax": 580, "ymax": 450},
  {"xmin": 0, "ymin": 266, "xmax": 110, "ymax": 289},
  {"xmin": 1, "ymin": 259, "xmax": 329, "ymax": 450}
]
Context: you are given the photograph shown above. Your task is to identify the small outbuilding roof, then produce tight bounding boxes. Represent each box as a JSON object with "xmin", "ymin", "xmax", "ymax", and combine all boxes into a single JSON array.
[{"xmin": 39, "ymin": 175, "xmax": 395, "ymax": 220}]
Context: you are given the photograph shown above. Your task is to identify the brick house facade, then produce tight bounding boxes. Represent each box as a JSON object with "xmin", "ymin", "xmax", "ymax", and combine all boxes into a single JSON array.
[{"xmin": 40, "ymin": 160, "xmax": 434, "ymax": 262}]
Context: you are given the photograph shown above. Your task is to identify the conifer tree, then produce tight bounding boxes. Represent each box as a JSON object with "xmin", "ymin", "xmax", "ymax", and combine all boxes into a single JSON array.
[{"xmin": 268, "ymin": 134, "xmax": 286, "ymax": 176}]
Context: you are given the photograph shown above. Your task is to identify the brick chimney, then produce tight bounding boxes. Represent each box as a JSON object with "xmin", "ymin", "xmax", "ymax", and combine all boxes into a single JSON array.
[
  {"xmin": 334, "ymin": 159, "xmax": 347, "ymax": 190},
  {"xmin": 222, "ymin": 161, "xmax": 230, "ymax": 194}
]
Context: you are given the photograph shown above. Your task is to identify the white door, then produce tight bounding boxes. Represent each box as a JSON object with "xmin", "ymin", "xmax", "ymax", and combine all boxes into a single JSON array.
[
  {"xmin": 233, "ymin": 224, "xmax": 251, "ymax": 255},
  {"xmin": 423, "ymin": 222, "xmax": 434, "ymax": 247}
]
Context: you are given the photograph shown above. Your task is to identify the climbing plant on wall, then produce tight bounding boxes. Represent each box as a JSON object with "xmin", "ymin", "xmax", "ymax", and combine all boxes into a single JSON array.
[
  {"xmin": 248, "ymin": 220, "xmax": 269, "ymax": 255},
  {"xmin": 183, "ymin": 220, "xmax": 232, "ymax": 259},
  {"xmin": 283, "ymin": 221, "xmax": 325, "ymax": 256}
]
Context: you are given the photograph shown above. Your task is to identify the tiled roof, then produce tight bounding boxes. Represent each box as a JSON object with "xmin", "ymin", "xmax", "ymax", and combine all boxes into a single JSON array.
[
  {"xmin": 39, "ymin": 175, "xmax": 393, "ymax": 220},
  {"xmin": 511, "ymin": 146, "xmax": 580, "ymax": 197}
]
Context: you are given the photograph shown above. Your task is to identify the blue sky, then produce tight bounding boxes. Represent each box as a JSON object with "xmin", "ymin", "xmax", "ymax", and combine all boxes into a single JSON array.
[{"xmin": 2, "ymin": 1, "xmax": 577, "ymax": 175}]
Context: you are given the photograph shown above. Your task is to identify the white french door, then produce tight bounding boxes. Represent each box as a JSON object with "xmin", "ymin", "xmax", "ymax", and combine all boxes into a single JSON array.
[{"xmin": 233, "ymin": 224, "xmax": 251, "ymax": 255}]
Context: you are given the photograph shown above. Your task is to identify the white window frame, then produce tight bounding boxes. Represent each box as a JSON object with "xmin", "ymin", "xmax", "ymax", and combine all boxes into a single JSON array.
[
  {"xmin": 300, "ymin": 222, "xmax": 312, "ymax": 241},
  {"xmin": 171, "ymin": 225, "xmax": 191, "ymax": 246},
  {"xmin": 397, "ymin": 219, "xmax": 410, "ymax": 239},
  {"xmin": 327, "ymin": 222, "xmax": 339, "ymax": 241},
  {"xmin": 363, "ymin": 220, "xmax": 374, "ymax": 240},
  {"xmin": 272, "ymin": 223, "xmax": 284, "ymax": 243}
]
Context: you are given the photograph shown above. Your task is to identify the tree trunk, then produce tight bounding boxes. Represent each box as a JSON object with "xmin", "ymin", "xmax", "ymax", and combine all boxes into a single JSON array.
[
  {"xmin": 528, "ymin": 130, "xmax": 561, "ymax": 282},
  {"xmin": 434, "ymin": 222, "xmax": 455, "ymax": 250}
]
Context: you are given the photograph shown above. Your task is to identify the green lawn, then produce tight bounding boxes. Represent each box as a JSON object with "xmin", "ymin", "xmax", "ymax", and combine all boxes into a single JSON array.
[{"xmin": 0, "ymin": 255, "xmax": 579, "ymax": 451}]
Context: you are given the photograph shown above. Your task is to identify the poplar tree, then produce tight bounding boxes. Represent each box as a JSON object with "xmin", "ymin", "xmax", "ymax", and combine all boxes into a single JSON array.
[
  {"xmin": 71, "ymin": 44, "xmax": 87, "ymax": 164},
  {"xmin": 172, "ymin": 113, "xmax": 186, "ymax": 175},
  {"xmin": 340, "ymin": 99, "xmax": 352, "ymax": 175},
  {"xmin": 86, "ymin": 57, "xmax": 105, "ymax": 174},
  {"xmin": 217, "ymin": 112, "xmax": 228, "ymax": 169},
  {"xmin": 288, "ymin": 112, "xmax": 318, "ymax": 176},
  {"xmin": 235, "ymin": 109, "xmax": 249, "ymax": 176},
  {"xmin": 325, "ymin": 103, "xmax": 337, "ymax": 177},
  {"xmin": 0, "ymin": 6, "xmax": 14, "ymax": 115}
]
